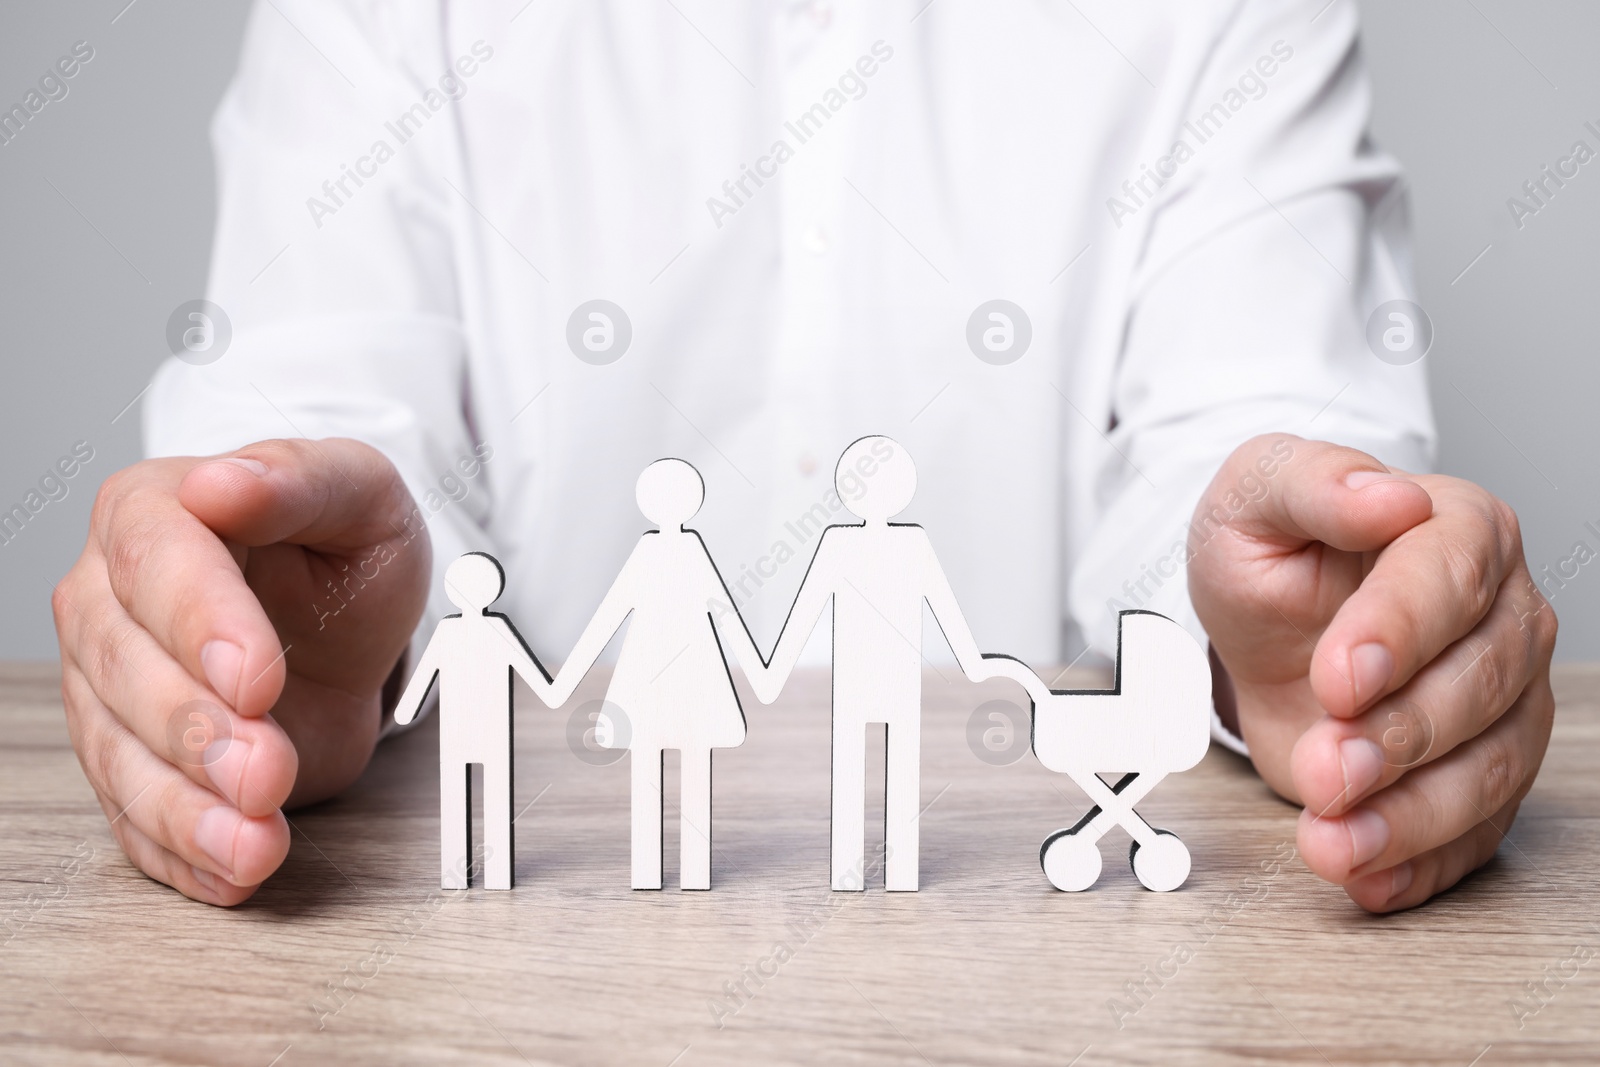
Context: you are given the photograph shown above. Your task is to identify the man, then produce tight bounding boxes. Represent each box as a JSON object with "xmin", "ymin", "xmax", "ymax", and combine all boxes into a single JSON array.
[
  {"xmin": 52, "ymin": 0, "xmax": 1554, "ymax": 911},
  {"xmin": 753, "ymin": 437, "xmax": 991, "ymax": 892}
]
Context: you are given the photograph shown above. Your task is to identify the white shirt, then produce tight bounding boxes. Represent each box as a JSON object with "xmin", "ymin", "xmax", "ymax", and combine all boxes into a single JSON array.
[{"xmin": 145, "ymin": 0, "xmax": 1435, "ymax": 751}]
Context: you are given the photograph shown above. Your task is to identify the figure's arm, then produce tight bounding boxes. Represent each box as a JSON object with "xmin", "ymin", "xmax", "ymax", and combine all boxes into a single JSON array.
[
  {"xmin": 757, "ymin": 532, "xmax": 838, "ymax": 704},
  {"xmin": 492, "ymin": 616, "xmax": 556, "ymax": 707},
  {"xmin": 915, "ymin": 529, "xmax": 989, "ymax": 682},
  {"xmin": 393, "ymin": 629, "xmax": 443, "ymax": 726},
  {"xmin": 699, "ymin": 540, "xmax": 771, "ymax": 695},
  {"xmin": 976, "ymin": 654, "xmax": 1053, "ymax": 705},
  {"xmin": 546, "ymin": 543, "xmax": 642, "ymax": 706}
]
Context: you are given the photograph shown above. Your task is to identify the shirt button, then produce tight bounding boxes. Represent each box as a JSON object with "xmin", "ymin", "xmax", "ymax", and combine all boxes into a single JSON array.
[
  {"xmin": 798, "ymin": 453, "xmax": 818, "ymax": 476},
  {"xmin": 810, "ymin": 3, "xmax": 833, "ymax": 29},
  {"xmin": 802, "ymin": 222, "xmax": 829, "ymax": 255}
]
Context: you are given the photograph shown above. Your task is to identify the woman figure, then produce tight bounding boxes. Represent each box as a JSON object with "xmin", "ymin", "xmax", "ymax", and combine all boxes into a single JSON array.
[{"xmin": 548, "ymin": 458, "xmax": 767, "ymax": 890}]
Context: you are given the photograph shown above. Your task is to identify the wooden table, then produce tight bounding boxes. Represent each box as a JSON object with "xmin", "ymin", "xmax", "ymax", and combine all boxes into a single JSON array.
[{"xmin": 2, "ymin": 663, "xmax": 1597, "ymax": 1066}]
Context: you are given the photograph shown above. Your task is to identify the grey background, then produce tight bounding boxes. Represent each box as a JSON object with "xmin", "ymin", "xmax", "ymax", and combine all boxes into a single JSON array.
[{"xmin": 0, "ymin": 0, "xmax": 1595, "ymax": 659}]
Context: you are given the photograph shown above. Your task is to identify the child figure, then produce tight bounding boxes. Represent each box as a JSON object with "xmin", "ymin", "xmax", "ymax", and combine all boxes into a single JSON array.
[{"xmin": 395, "ymin": 552, "xmax": 554, "ymax": 890}]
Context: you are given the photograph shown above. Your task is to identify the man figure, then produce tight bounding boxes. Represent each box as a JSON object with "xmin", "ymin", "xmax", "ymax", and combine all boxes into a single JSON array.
[
  {"xmin": 395, "ymin": 552, "xmax": 554, "ymax": 890},
  {"xmin": 755, "ymin": 437, "xmax": 994, "ymax": 892}
]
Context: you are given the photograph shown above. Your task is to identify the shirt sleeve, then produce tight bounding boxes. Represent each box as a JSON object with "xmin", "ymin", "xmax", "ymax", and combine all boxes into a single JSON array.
[
  {"xmin": 1066, "ymin": 0, "xmax": 1437, "ymax": 753},
  {"xmin": 142, "ymin": 0, "xmax": 483, "ymax": 724}
]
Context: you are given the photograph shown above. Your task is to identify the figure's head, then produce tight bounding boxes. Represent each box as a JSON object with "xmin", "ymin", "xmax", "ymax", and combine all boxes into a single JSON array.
[
  {"xmin": 636, "ymin": 458, "xmax": 704, "ymax": 530},
  {"xmin": 837, "ymin": 436, "xmax": 916, "ymax": 522},
  {"xmin": 444, "ymin": 552, "xmax": 505, "ymax": 613}
]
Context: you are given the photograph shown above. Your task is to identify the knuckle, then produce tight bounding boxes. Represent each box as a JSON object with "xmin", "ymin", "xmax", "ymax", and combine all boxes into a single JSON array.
[
  {"xmin": 1489, "ymin": 496, "xmax": 1522, "ymax": 555},
  {"xmin": 1223, "ymin": 434, "xmax": 1297, "ymax": 486},
  {"xmin": 1535, "ymin": 596, "xmax": 1559, "ymax": 653},
  {"xmin": 1404, "ymin": 784, "xmax": 1453, "ymax": 855},
  {"xmin": 1240, "ymin": 432, "xmax": 1291, "ymax": 458},
  {"xmin": 102, "ymin": 510, "xmax": 164, "ymax": 599},
  {"xmin": 151, "ymin": 778, "xmax": 190, "ymax": 851},
  {"xmin": 1471, "ymin": 635, "xmax": 1512, "ymax": 705},
  {"xmin": 49, "ymin": 571, "xmax": 78, "ymax": 630},
  {"xmin": 237, "ymin": 438, "xmax": 298, "ymax": 469},
  {"xmin": 50, "ymin": 563, "xmax": 99, "ymax": 641},
  {"xmin": 1478, "ymin": 736, "xmax": 1523, "ymax": 813},
  {"xmin": 1439, "ymin": 534, "xmax": 1496, "ymax": 622},
  {"xmin": 89, "ymin": 465, "xmax": 142, "ymax": 540},
  {"xmin": 89, "ymin": 719, "xmax": 132, "ymax": 796},
  {"xmin": 83, "ymin": 610, "xmax": 144, "ymax": 690}
]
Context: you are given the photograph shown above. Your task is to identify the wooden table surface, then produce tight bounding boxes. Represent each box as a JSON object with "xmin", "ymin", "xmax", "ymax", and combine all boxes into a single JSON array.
[{"xmin": 2, "ymin": 661, "xmax": 1597, "ymax": 1066}]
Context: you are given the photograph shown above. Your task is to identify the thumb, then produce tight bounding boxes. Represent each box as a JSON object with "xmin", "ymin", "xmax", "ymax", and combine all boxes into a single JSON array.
[
  {"xmin": 1196, "ymin": 435, "xmax": 1433, "ymax": 555},
  {"xmin": 177, "ymin": 437, "xmax": 423, "ymax": 553},
  {"xmin": 177, "ymin": 438, "xmax": 430, "ymax": 698}
]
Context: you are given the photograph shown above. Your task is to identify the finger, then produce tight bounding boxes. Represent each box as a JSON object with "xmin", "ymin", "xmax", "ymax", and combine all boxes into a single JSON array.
[
  {"xmin": 1290, "ymin": 565, "xmax": 1552, "ymax": 816},
  {"xmin": 64, "ymin": 667, "xmax": 290, "ymax": 886},
  {"xmin": 178, "ymin": 437, "xmax": 422, "ymax": 552},
  {"xmin": 1201, "ymin": 435, "xmax": 1433, "ymax": 554},
  {"xmin": 1312, "ymin": 478, "xmax": 1523, "ymax": 717},
  {"xmin": 1342, "ymin": 795, "xmax": 1525, "ymax": 914},
  {"xmin": 57, "ymin": 565, "xmax": 297, "ymax": 814},
  {"xmin": 1295, "ymin": 673, "xmax": 1553, "ymax": 883},
  {"xmin": 181, "ymin": 439, "xmax": 430, "ymax": 697},
  {"xmin": 97, "ymin": 793, "xmax": 260, "ymax": 907},
  {"xmin": 90, "ymin": 461, "xmax": 286, "ymax": 717}
]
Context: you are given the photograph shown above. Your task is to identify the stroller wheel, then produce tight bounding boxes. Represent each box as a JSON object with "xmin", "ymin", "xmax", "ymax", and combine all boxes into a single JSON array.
[
  {"xmin": 1041, "ymin": 831, "xmax": 1102, "ymax": 892},
  {"xmin": 1129, "ymin": 830, "xmax": 1190, "ymax": 892}
]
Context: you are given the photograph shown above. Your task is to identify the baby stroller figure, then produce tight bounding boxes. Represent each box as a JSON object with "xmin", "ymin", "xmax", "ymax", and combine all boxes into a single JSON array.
[{"xmin": 987, "ymin": 610, "xmax": 1211, "ymax": 892}]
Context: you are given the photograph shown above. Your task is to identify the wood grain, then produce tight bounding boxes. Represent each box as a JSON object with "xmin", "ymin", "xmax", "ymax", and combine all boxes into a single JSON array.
[{"xmin": 2, "ymin": 662, "xmax": 1597, "ymax": 1066}]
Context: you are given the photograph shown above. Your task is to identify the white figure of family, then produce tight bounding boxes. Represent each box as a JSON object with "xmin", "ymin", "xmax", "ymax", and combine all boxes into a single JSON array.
[
  {"xmin": 398, "ymin": 435, "xmax": 1210, "ymax": 895},
  {"xmin": 396, "ymin": 435, "xmax": 1003, "ymax": 892}
]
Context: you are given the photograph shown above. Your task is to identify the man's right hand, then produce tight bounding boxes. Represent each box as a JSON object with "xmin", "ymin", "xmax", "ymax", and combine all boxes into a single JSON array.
[{"xmin": 52, "ymin": 438, "xmax": 431, "ymax": 905}]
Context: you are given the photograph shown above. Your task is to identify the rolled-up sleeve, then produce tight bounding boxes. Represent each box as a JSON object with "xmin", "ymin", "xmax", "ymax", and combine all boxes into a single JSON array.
[
  {"xmin": 1066, "ymin": 0, "xmax": 1436, "ymax": 751},
  {"xmin": 144, "ymin": 0, "xmax": 484, "ymax": 709}
]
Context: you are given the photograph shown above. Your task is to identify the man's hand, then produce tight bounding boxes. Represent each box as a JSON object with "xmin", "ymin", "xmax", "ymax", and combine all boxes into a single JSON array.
[
  {"xmin": 52, "ymin": 438, "xmax": 430, "ymax": 905},
  {"xmin": 1189, "ymin": 435, "xmax": 1556, "ymax": 912}
]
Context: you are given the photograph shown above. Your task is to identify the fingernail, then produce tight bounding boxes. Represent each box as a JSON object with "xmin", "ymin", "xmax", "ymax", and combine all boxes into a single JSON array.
[
  {"xmin": 201, "ymin": 640, "xmax": 245, "ymax": 709},
  {"xmin": 203, "ymin": 737, "xmax": 253, "ymax": 809},
  {"xmin": 193, "ymin": 806, "xmax": 241, "ymax": 879},
  {"xmin": 190, "ymin": 865, "xmax": 223, "ymax": 895},
  {"xmin": 1386, "ymin": 861, "xmax": 1414, "ymax": 903},
  {"xmin": 214, "ymin": 457, "xmax": 268, "ymax": 476},
  {"xmin": 1345, "ymin": 470, "xmax": 1404, "ymax": 490},
  {"xmin": 1338, "ymin": 737, "xmax": 1384, "ymax": 798},
  {"xmin": 1345, "ymin": 808, "xmax": 1391, "ymax": 870},
  {"xmin": 1350, "ymin": 643, "xmax": 1394, "ymax": 706}
]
